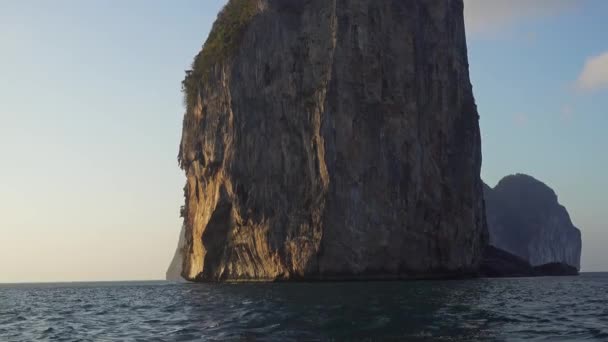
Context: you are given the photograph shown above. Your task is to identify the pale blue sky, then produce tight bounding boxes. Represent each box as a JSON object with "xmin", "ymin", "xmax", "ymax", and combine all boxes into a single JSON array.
[{"xmin": 0, "ymin": 1, "xmax": 606, "ymax": 282}]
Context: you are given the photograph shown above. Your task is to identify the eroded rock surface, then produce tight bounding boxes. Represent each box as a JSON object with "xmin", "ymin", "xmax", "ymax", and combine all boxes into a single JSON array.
[
  {"xmin": 177, "ymin": 0, "xmax": 486, "ymax": 282},
  {"xmin": 484, "ymin": 174, "xmax": 582, "ymax": 270}
]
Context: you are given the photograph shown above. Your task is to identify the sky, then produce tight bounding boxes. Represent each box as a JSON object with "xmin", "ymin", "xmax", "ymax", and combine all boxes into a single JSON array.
[{"xmin": 0, "ymin": 1, "xmax": 606, "ymax": 283}]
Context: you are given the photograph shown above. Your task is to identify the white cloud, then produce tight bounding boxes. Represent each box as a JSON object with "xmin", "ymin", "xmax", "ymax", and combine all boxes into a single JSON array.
[
  {"xmin": 576, "ymin": 52, "xmax": 608, "ymax": 92},
  {"xmin": 464, "ymin": 0, "xmax": 578, "ymax": 37}
]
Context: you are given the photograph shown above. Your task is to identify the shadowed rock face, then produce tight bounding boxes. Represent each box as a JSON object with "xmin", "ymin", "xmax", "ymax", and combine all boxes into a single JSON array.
[
  {"xmin": 484, "ymin": 174, "xmax": 582, "ymax": 270},
  {"xmin": 480, "ymin": 245, "xmax": 535, "ymax": 278},
  {"xmin": 533, "ymin": 262, "xmax": 578, "ymax": 276},
  {"xmin": 177, "ymin": 0, "xmax": 486, "ymax": 282}
]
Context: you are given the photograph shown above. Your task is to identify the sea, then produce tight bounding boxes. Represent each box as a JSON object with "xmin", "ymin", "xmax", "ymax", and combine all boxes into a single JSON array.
[{"xmin": 1, "ymin": 273, "xmax": 607, "ymax": 341}]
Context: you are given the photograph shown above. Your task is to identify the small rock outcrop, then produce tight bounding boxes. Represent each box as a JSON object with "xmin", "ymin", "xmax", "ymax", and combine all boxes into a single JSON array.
[
  {"xmin": 484, "ymin": 174, "xmax": 582, "ymax": 270},
  {"xmin": 480, "ymin": 246, "xmax": 579, "ymax": 278},
  {"xmin": 479, "ymin": 245, "xmax": 535, "ymax": 278},
  {"xmin": 533, "ymin": 262, "xmax": 578, "ymax": 276},
  {"xmin": 177, "ymin": 0, "xmax": 486, "ymax": 282}
]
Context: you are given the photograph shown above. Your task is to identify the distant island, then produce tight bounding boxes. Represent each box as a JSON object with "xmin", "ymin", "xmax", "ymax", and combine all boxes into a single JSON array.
[{"xmin": 480, "ymin": 174, "xmax": 581, "ymax": 277}]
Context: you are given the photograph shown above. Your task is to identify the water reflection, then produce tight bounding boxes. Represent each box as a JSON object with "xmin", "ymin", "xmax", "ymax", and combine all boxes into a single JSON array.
[{"xmin": 177, "ymin": 280, "xmax": 492, "ymax": 340}]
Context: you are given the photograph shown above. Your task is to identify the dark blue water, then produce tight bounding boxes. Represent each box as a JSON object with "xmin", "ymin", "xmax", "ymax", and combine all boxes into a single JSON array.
[{"xmin": 1, "ymin": 273, "xmax": 607, "ymax": 341}]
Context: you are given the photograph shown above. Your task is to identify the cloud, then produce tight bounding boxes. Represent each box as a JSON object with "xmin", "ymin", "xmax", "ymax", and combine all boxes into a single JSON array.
[
  {"xmin": 576, "ymin": 52, "xmax": 608, "ymax": 92},
  {"xmin": 464, "ymin": 0, "xmax": 578, "ymax": 37}
]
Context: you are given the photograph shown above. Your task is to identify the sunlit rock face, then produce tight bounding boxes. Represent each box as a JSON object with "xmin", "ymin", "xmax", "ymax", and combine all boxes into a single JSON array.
[
  {"xmin": 166, "ymin": 225, "xmax": 186, "ymax": 282},
  {"xmin": 484, "ymin": 174, "xmax": 582, "ymax": 270},
  {"xmin": 177, "ymin": 0, "xmax": 486, "ymax": 282}
]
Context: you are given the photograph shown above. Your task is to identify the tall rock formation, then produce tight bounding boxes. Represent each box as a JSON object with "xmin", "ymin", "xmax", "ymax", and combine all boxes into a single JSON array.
[
  {"xmin": 177, "ymin": 0, "xmax": 486, "ymax": 282},
  {"xmin": 484, "ymin": 174, "xmax": 582, "ymax": 269}
]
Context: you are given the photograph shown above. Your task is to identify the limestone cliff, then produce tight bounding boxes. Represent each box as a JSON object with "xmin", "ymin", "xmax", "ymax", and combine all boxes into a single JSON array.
[
  {"xmin": 177, "ymin": 0, "xmax": 486, "ymax": 282},
  {"xmin": 484, "ymin": 174, "xmax": 582, "ymax": 269},
  {"xmin": 166, "ymin": 225, "xmax": 186, "ymax": 281}
]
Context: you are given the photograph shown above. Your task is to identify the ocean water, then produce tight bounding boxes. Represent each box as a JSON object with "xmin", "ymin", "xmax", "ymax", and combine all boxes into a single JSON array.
[{"xmin": 1, "ymin": 274, "xmax": 607, "ymax": 341}]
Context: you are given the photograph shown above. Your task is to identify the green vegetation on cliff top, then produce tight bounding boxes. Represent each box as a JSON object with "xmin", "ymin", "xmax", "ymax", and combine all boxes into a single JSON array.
[{"xmin": 182, "ymin": 0, "xmax": 257, "ymax": 111}]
